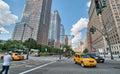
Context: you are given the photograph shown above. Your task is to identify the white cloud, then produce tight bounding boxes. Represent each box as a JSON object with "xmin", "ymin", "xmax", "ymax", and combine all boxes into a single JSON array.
[
  {"xmin": 71, "ymin": 18, "xmax": 89, "ymax": 49},
  {"xmin": 0, "ymin": 0, "xmax": 18, "ymax": 26},
  {"xmin": 87, "ymin": 0, "xmax": 91, "ymax": 8},
  {"xmin": 0, "ymin": 27, "xmax": 9, "ymax": 34}
]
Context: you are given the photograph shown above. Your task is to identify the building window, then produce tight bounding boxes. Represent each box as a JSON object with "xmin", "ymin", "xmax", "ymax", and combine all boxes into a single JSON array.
[{"xmin": 117, "ymin": 19, "xmax": 120, "ymax": 21}]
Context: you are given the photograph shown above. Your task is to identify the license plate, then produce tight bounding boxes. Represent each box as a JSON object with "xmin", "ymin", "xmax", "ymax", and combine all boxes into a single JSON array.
[{"xmin": 90, "ymin": 63, "xmax": 94, "ymax": 66}]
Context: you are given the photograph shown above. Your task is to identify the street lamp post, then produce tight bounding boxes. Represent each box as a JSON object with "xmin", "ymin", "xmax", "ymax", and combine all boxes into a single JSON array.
[
  {"xmin": 24, "ymin": 23, "xmax": 34, "ymax": 60},
  {"xmin": 59, "ymin": 45, "xmax": 62, "ymax": 60}
]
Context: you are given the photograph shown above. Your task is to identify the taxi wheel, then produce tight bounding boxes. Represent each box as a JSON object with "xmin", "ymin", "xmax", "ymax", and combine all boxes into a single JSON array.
[
  {"xmin": 81, "ymin": 62, "xmax": 85, "ymax": 67},
  {"xmin": 74, "ymin": 59, "xmax": 77, "ymax": 64},
  {"xmin": 94, "ymin": 66, "xmax": 96, "ymax": 67},
  {"xmin": 1, "ymin": 56, "xmax": 3, "ymax": 59},
  {"xmin": 75, "ymin": 61, "xmax": 77, "ymax": 64}
]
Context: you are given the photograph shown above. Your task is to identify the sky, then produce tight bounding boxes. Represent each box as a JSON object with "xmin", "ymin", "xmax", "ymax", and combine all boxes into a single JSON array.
[{"xmin": 0, "ymin": 0, "xmax": 91, "ymax": 49}]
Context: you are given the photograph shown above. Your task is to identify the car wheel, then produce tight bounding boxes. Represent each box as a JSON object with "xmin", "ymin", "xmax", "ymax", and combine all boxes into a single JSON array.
[
  {"xmin": 102, "ymin": 61, "xmax": 104, "ymax": 63},
  {"xmin": 1, "ymin": 56, "xmax": 4, "ymax": 59},
  {"xmin": 93, "ymin": 65, "xmax": 96, "ymax": 67},
  {"xmin": 75, "ymin": 62, "xmax": 77, "ymax": 64},
  {"xmin": 74, "ymin": 59, "xmax": 77, "ymax": 64},
  {"xmin": 81, "ymin": 62, "xmax": 85, "ymax": 67}
]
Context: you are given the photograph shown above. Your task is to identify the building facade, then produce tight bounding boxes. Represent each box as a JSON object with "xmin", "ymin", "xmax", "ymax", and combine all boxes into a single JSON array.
[
  {"xmin": 13, "ymin": 0, "xmax": 52, "ymax": 45},
  {"xmin": 103, "ymin": 0, "xmax": 120, "ymax": 54},
  {"xmin": 87, "ymin": 0, "xmax": 106, "ymax": 54},
  {"xmin": 88, "ymin": 0, "xmax": 120, "ymax": 54}
]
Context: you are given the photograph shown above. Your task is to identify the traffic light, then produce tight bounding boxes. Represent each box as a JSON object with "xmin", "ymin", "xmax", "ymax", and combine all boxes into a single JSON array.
[
  {"xmin": 94, "ymin": 0, "xmax": 102, "ymax": 15},
  {"xmin": 90, "ymin": 26, "xmax": 96, "ymax": 34},
  {"xmin": 94, "ymin": 0, "xmax": 107, "ymax": 15},
  {"xmin": 95, "ymin": 0, "xmax": 99, "ymax": 9}
]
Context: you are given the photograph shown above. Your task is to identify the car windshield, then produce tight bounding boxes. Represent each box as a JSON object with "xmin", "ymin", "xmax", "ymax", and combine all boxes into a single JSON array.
[
  {"xmin": 81, "ymin": 55, "xmax": 89, "ymax": 58},
  {"xmin": 90, "ymin": 53, "xmax": 96, "ymax": 57}
]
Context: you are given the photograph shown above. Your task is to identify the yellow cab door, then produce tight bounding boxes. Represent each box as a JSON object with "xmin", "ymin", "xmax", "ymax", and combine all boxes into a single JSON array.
[
  {"xmin": 77, "ymin": 55, "xmax": 82, "ymax": 63},
  {"xmin": 76, "ymin": 55, "xmax": 80, "ymax": 63},
  {"xmin": 74, "ymin": 54, "xmax": 78, "ymax": 62}
]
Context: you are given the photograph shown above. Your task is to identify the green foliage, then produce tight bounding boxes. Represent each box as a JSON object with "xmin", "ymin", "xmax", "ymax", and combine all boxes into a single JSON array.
[
  {"xmin": 36, "ymin": 44, "xmax": 59, "ymax": 55},
  {"xmin": 62, "ymin": 45, "xmax": 74, "ymax": 56},
  {"xmin": 2, "ymin": 40, "xmax": 23, "ymax": 51},
  {"xmin": 1, "ymin": 39, "xmax": 73, "ymax": 55},
  {"xmin": 83, "ymin": 48, "xmax": 89, "ymax": 54},
  {"xmin": 63, "ymin": 45, "xmax": 73, "ymax": 52},
  {"xmin": 0, "ymin": 44, "xmax": 3, "ymax": 50},
  {"xmin": 23, "ymin": 38, "xmax": 37, "ymax": 49}
]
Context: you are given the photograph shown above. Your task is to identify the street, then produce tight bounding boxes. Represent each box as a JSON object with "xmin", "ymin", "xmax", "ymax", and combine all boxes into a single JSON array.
[{"xmin": 0, "ymin": 56, "xmax": 119, "ymax": 74}]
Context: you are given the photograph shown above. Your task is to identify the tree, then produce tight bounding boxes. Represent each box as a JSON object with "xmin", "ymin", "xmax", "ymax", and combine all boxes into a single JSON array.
[
  {"xmin": 0, "ymin": 44, "xmax": 3, "ymax": 50},
  {"xmin": 2, "ymin": 40, "xmax": 23, "ymax": 51},
  {"xmin": 23, "ymin": 38, "xmax": 37, "ymax": 49},
  {"xmin": 83, "ymin": 48, "xmax": 89, "ymax": 54},
  {"xmin": 62, "ymin": 45, "xmax": 73, "ymax": 56},
  {"xmin": 63, "ymin": 45, "xmax": 73, "ymax": 52}
]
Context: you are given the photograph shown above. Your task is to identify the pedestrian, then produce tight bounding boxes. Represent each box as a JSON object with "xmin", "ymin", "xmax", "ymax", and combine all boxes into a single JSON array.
[{"xmin": 0, "ymin": 51, "xmax": 12, "ymax": 74}]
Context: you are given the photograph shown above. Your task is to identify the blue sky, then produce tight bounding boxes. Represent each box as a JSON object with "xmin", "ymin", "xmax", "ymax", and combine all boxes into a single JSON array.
[{"xmin": 0, "ymin": 0, "xmax": 91, "ymax": 48}]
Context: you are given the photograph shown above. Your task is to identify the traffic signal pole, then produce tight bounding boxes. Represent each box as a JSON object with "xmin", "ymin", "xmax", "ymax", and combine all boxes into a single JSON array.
[
  {"xmin": 98, "ymin": 14, "xmax": 114, "ymax": 60},
  {"xmin": 94, "ymin": 0, "xmax": 114, "ymax": 60}
]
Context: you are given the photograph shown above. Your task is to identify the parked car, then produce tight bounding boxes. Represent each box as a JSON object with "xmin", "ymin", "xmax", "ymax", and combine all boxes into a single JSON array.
[
  {"xmin": 87, "ymin": 53, "xmax": 105, "ymax": 63},
  {"xmin": 74, "ymin": 53, "xmax": 97, "ymax": 67}
]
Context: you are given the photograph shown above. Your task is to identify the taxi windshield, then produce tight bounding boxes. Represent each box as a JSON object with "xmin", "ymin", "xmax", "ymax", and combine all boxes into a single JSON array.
[{"xmin": 81, "ymin": 55, "xmax": 89, "ymax": 58}]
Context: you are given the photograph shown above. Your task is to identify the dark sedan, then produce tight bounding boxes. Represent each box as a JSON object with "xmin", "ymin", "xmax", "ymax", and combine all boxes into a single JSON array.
[{"xmin": 87, "ymin": 53, "xmax": 105, "ymax": 63}]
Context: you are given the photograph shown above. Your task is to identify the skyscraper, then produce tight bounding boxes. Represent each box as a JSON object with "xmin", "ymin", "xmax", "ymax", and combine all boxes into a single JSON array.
[
  {"xmin": 13, "ymin": 22, "xmax": 24, "ymax": 41},
  {"xmin": 48, "ymin": 10, "xmax": 61, "ymax": 48},
  {"xmin": 60, "ymin": 24, "xmax": 65, "ymax": 45},
  {"xmin": 13, "ymin": 0, "xmax": 52, "ymax": 45}
]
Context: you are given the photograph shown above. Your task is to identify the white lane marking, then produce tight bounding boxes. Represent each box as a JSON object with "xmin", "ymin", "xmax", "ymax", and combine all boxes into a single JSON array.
[{"xmin": 19, "ymin": 61, "xmax": 56, "ymax": 74}]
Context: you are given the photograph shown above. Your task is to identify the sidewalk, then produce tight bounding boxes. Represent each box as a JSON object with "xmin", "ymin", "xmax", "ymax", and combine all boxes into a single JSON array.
[{"xmin": 100, "ymin": 55, "xmax": 120, "ymax": 62}]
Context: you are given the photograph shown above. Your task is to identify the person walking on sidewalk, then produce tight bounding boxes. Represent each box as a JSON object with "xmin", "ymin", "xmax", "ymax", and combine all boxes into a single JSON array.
[{"xmin": 0, "ymin": 52, "xmax": 12, "ymax": 74}]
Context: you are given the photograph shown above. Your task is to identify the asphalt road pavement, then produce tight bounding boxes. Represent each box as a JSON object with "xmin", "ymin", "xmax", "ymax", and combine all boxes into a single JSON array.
[
  {"xmin": 0, "ymin": 56, "xmax": 120, "ymax": 74},
  {"xmin": 22, "ymin": 58, "xmax": 120, "ymax": 74}
]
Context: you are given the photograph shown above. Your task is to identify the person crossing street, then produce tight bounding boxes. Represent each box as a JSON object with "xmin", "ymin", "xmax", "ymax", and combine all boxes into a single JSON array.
[{"xmin": 0, "ymin": 52, "xmax": 12, "ymax": 74}]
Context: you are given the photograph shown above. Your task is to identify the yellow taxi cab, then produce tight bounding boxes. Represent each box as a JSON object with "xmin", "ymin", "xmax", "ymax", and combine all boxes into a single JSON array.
[
  {"xmin": 12, "ymin": 53, "xmax": 24, "ymax": 61},
  {"xmin": 0, "ymin": 53, "xmax": 24, "ymax": 61},
  {"xmin": 74, "ymin": 53, "xmax": 97, "ymax": 67},
  {"xmin": 0, "ymin": 54, "xmax": 4, "ymax": 59}
]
